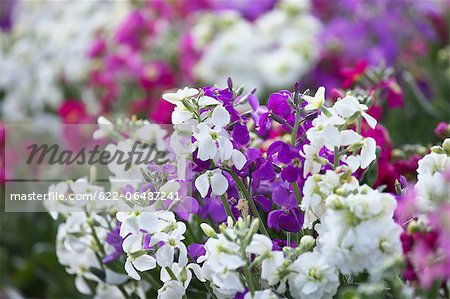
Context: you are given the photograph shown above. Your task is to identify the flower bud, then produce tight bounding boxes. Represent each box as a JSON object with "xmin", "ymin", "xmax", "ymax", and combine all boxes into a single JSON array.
[
  {"xmin": 299, "ymin": 235, "xmax": 315, "ymax": 251},
  {"xmin": 249, "ymin": 218, "xmax": 260, "ymax": 236},
  {"xmin": 443, "ymin": 138, "xmax": 450, "ymax": 155},
  {"xmin": 200, "ymin": 223, "xmax": 217, "ymax": 238},
  {"xmin": 431, "ymin": 146, "xmax": 444, "ymax": 154}
]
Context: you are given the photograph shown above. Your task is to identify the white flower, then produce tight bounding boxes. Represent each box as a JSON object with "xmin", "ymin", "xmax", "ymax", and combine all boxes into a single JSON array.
[
  {"xmin": 301, "ymin": 171, "xmax": 358, "ymax": 228},
  {"xmin": 288, "ymin": 251, "xmax": 339, "ymax": 299},
  {"xmin": 199, "ymin": 229, "xmax": 246, "ymax": 297},
  {"xmin": 157, "ymin": 280, "xmax": 186, "ymax": 299},
  {"xmin": 300, "ymin": 144, "xmax": 322, "ymax": 178},
  {"xmin": 160, "ymin": 263, "xmax": 205, "ymax": 289},
  {"xmin": 333, "ymin": 95, "xmax": 377, "ymax": 129},
  {"xmin": 151, "ymin": 222, "xmax": 188, "ymax": 267},
  {"xmin": 195, "ymin": 169, "xmax": 229, "ymax": 198},
  {"xmin": 303, "ymin": 86, "xmax": 325, "ymax": 111},
  {"xmin": 415, "ymin": 172, "xmax": 448, "ymax": 210},
  {"xmin": 416, "ymin": 151, "xmax": 450, "ymax": 181},
  {"xmin": 162, "ymin": 87, "xmax": 199, "ymax": 105},
  {"xmin": 93, "ymin": 116, "xmax": 114, "ymax": 140},
  {"xmin": 125, "ymin": 255, "xmax": 157, "ymax": 281},
  {"xmin": 246, "ymin": 234, "xmax": 284, "ymax": 286},
  {"xmin": 317, "ymin": 185, "xmax": 401, "ymax": 276},
  {"xmin": 306, "ymin": 109, "xmax": 345, "ymax": 150}
]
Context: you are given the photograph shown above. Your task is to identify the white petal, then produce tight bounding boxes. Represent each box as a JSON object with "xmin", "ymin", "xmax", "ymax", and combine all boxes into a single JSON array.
[
  {"xmin": 323, "ymin": 126, "xmax": 341, "ymax": 149},
  {"xmin": 195, "ymin": 173, "xmax": 210, "ymax": 198},
  {"xmin": 75, "ymin": 275, "xmax": 92, "ymax": 295},
  {"xmin": 122, "ymin": 234, "xmax": 141, "ymax": 253},
  {"xmin": 211, "ymin": 106, "xmax": 230, "ymax": 128},
  {"xmin": 362, "ymin": 112, "xmax": 377, "ymax": 129},
  {"xmin": 361, "ymin": 138, "xmax": 377, "ymax": 169},
  {"xmin": 210, "ymin": 172, "xmax": 229, "ymax": 196},
  {"xmin": 133, "ymin": 255, "xmax": 156, "ymax": 271},
  {"xmin": 232, "ymin": 150, "xmax": 247, "ymax": 170},
  {"xmin": 198, "ymin": 96, "xmax": 220, "ymax": 106},
  {"xmin": 156, "ymin": 245, "xmax": 175, "ymax": 267},
  {"xmin": 218, "ymin": 137, "xmax": 233, "ymax": 161},
  {"xmin": 120, "ymin": 217, "xmax": 139, "ymax": 237},
  {"xmin": 344, "ymin": 155, "xmax": 361, "ymax": 173},
  {"xmin": 137, "ymin": 213, "xmax": 159, "ymax": 234},
  {"xmin": 340, "ymin": 130, "xmax": 362, "ymax": 146},
  {"xmin": 187, "ymin": 264, "xmax": 205, "ymax": 282},
  {"xmin": 178, "ymin": 244, "xmax": 188, "ymax": 267},
  {"xmin": 172, "ymin": 109, "xmax": 193, "ymax": 125},
  {"xmin": 125, "ymin": 259, "xmax": 141, "ymax": 280}
]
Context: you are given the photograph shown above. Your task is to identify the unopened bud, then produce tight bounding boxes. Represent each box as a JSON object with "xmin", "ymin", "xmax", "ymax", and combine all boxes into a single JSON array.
[
  {"xmin": 443, "ymin": 138, "xmax": 450, "ymax": 155},
  {"xmin": 249, "ymin": 219, "xmax": 260, "ymax": 236},
  {"xmin": 300, "ymin": 235, "xmax": 315, "ymax": 251},
  {"xmin": 431, "ymin": 146, "xmax": 444, "ymax": 154},
  {"xmin": 200, "ymin": 223, "xmax": 217, "ymax": 238}
]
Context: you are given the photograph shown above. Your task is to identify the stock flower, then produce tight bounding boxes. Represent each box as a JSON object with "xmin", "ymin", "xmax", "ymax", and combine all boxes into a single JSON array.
[
  {"xmin": 303, "ymin": 86, "xmax": 326, "ymax": 111},
  {"xmin": 246, "ymin": 234, "xmax": 285, "ymax": 286},
  {"xmin": 300, "ymin": 144, "xmax": 322, "ymax": 178},
  {"xmin": 195, "ymin": 169, "xmax": 229, "ymax": 198},
  {"xmin": 93, "ymin": 116, "xmax": 114, "ymax": 140},
  {"xmin": 125, "ymin": 254, "xmax": 157, "ymax": 281},
  {"xmin": 162, "ymin": 87, "xmax": 199, "ymax": 105},
  {"xmin": 267, "ymin": 185, "xmax": 304, "ymax": 232},
  {"xmin": 288, "ymin": 251, "xmax": 339, "ymax": 299},
  {"xmin": 157, "ymin": 280, "xmax": 186, "ymax": 299},
  {"xmin": 333, "ymin": 95, "xmax": 377, "ymax": 129}
]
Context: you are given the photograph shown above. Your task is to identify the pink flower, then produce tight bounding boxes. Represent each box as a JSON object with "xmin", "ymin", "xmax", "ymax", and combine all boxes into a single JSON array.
[
  {"xmin": 139, "ymin": 61, "xmax": 175, "ymax": 91},
  {"xmin": 58, "ymin": 100, "xmax": 87, "ymax": 124},
  {"xmin": 341, "ymin": 60, "xmax": 367, "ymax": 89},
  {"xmin": 434, "ymin": 122, "xmax": 450, "ymax": 139}
]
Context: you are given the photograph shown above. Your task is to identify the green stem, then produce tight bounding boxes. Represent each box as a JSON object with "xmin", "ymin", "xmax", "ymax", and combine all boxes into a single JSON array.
[
  {"xmin": 220, "ymin": 194, "xmax": 236, "ymax": 221},
  {"xmin": 165, "ymin": 267, "xmax": 178, "ymax": 280},
  {"xmin": 292, "ymin": 182, "xmax": 302, "ymax": 206},
  {"xmin": 287, "ymin": 232, "xmax": 291, "ymax": 247},
  {"xmin": 226, "ymin": 170, "xmax": 269, "ymax": 237},
  {"xmin": 142, "ymin": 271, "xmax": 162, "ymax": 290},
  {"xmin": 117, "ymin": 285, "xmax": 128, "ymax": 298},
  {"xmin": 243, "ymin": 266, "xmax": 256, "ymax": 295},
  {"xmin": 333, "ymin": 147, "xmax": 339, "ymax": 169},
  {"xmin": 204, "ymin": 282, "xmax": 218, "ymax": 299},
  {"xmin": 290, "ymin": 108, "xmax": 303, "ymax": 207}
]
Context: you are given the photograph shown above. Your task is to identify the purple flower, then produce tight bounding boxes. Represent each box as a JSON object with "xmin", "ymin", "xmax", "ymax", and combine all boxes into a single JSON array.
[
  {"xmin": 102, "ymin": 225, "xmax": 123, "ymax": 264},
  {"xmin": 267, "ymin": 185, "xmax": 304, "ymax": 233},
  {"xmin": 267, "ymin": 141, "xmax": 302, "ymax": 183},
  {"xmin": 187, "ymin": 243, "xmax": 206, "ymax": 262}
]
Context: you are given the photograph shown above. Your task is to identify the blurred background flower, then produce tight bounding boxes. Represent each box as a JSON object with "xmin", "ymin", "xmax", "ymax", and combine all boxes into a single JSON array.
[{"xmin": 0, "ymin": 0, "xmax": 449, "ymax": 297}]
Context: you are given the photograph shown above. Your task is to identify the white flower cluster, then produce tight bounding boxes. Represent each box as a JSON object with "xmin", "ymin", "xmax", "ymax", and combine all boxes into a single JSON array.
[
  {"xmin": 301, "ymin": 87, "xmax": 378, "ymax": 177},
  {"xmin": 0, "ymin": 1, "xmax": 128, "ymax": 120},
  {"xmin": 163, "ymin": 87, "xmax": 247, "ymax": 198},
  {"xmin": 56, "ymin": 213, "xmax": 132, "ymax": 296},
  {"xmin": 316, "ymin": 184, "xmax": 402, "ymax": 276},
  {"xmin": 118, "ymin": 209, "xmax": 205, "ymax": 299},
  {"xmin": 191, "ymin": 0, "xmax": 321, "ymax": 93},
  {"xmin": 414, "ymin": 138, "xmax": 450, "ymax": 210},
  {"xmin": 198, "ymin": 218, "xmax": 270, "ymax": 298},
  {"xmin": 301, "ymin": 169, "xmax": 359, "ymax": 228}
]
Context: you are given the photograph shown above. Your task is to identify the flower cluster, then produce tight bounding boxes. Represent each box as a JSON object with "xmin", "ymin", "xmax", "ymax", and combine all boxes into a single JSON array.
[
  {"xmin": 190, "ymin": 0, "xmax": 321, "ymax": 94},
  {"xmin": 0, "ymin": 0, "xmax": 128, "ymax": 121},
  {"xmin": 397, "ymin": 139, "xmax": 450, "ymax": 294},
  {"xmin": 40, "ymin": 80, "xmax": 450, "ymax": 298}
]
